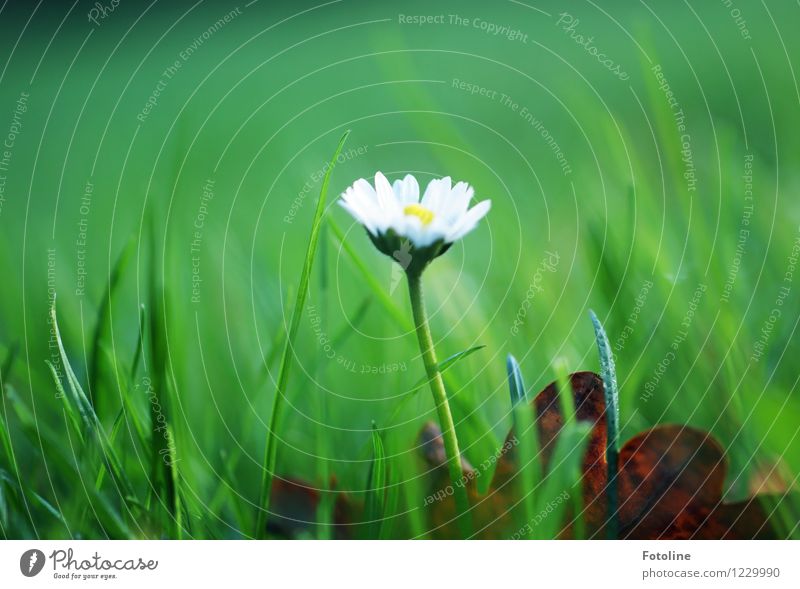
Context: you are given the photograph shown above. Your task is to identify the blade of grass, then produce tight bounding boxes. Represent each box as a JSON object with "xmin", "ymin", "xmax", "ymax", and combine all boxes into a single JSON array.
[
  {"xmin": 46, "ymin": 360, "xmax": 84, "ymax": 444},
  {"xmin": 552, "ymin": 358, "xmax": 585, "ymax": 539},
  {"xmin": 146, "ymin": 212, "xmax": 183, "ymax": 537},
  {"xmin": 207, "ymin": 286, "xmax": 300, "ymax": 522},
  {"xmin": 0, "ymin": 366, "xmax": 21, "ymax": 480},
  {"xmin": 0, "ymin": 353, "xmax": 15, "ymax": 533},
  {"xmin": 379, "ymin": 459, "xmax": 400, "ymax": 539},
  {"xmin": 218, "ymin": 449, "xmax": 249, "ymax": 535},
  {"xmin": 129, "ymin": 303, "xmax": 146, "ymax": 382},
  {"xmin": 400, "ymin": 450, "xmax": 427, "ymax": 539},
  {"xmin": 92, "ymin": 407, "xmax": 126, "ymax": 491},
  {"xmin": 531, "ymin": 359, "xmax": 592, "ymax": 539},
  {"xmin": 534, "ymin": 420, "xmax": 591, "ymax": 540},
  {"xmin": 0, "ymin": 469, "xmax": 35, "ymax": 537},
  {"xmin": 164, "ymin": 422, "xmax": 183, "ymax": 539},
  {"xmin": 589, "ymin": 310, "xmax": 620, "ymax": 539},
  {"xmin": 89, "ymin": 237, "xmax": 135, "ymax": 413},
  {"xmin": 385, "ymin": 345, "xmax": 485, "ymax": 429},
  {"xmin": 364, "ymin": 422, "xmax": 387, "ymax": 539},
  {"xmin": 507, "ymin": 354, "xmax": 538, "ymax": 538},
  {"xmin": 255, "ymin": 130, "xmax": 351, "ymax": 538},
  {"xmin": 49, "ymin": 298, "xmax": 135, "ymax": 537},
  {"xmin": 0, "ymin": 344, "xmax": 16, "ymax": 388},
  {"xmin": 101, "ymin": 347, "xmax": 148, "ymax": 450},
  {"xmin": 507, "ymin": 353, "xmax": 527, "ymax": 407},
  {"xmin": 328, "ymin": 218, "xmax": 410, "ymax": 330},
  {"xmin": 553, "ymin": 358, "xmax": 577, "ymax": 425},
  {"xmin": 313, "ymin": 222, "xmax": 334, "ymax": 540},
  {"xmin": 49, "ymin": 298, "xmax": 136, "ymax": 506},
  {"xmin": 260, "ymin": 286, "xmax": 293, "ymax": 382},
  {"xmin": 31, "ymin": 491, "xmax": 70, "ymax": 530},
  {"xmin": 73, "ymin": 406, "xmax": 131, "ymax": 538},
  {"xmin": 82, "ymin": 487, "xmax": 131, "ymax": 538},
  {"xmin": 0, "ymin": 468, "xmax": 8, "ymax": 530}
]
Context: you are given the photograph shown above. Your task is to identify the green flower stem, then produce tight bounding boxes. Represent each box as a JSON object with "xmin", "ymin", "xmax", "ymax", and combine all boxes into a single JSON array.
[{"xmin": 407, "ymin": 269, "xmax": 472, "ymax": 539}]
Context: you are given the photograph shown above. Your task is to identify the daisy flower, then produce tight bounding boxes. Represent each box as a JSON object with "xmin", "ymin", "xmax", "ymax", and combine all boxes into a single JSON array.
[
  {"xmin": 339, "ymin": 170, "xmax": 491, "ymax": 538},
  {"xmin": 339, "ymin": 172, "xmax": 491, "ymax": 272}
]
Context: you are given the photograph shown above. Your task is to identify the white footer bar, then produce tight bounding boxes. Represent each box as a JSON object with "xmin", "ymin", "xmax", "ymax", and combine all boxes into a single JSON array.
[{"xmin": 1, "ymin": 540, "xmax": 797, "ymax": 588}]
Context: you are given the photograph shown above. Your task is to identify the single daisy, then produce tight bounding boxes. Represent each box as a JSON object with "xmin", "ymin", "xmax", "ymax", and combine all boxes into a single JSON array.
[
  {"xmin": 339, "ymin": 170, "xmax": 490, "ymax": 537},
  {"xmin": 339, "ymin": 172, "xmax": 491, "ymax": 272}
]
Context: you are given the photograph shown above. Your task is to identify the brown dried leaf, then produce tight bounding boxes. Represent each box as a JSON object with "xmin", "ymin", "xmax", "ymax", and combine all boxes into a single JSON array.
[{"xmin": 419, "ymin": 372, "xmax": 787, "ymax": 539}]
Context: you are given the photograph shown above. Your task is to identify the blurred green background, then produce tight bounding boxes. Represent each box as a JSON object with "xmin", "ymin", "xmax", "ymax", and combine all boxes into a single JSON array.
[{"xmin": 1, "ymin": 0, "xmax": 799, "ymax": 538}]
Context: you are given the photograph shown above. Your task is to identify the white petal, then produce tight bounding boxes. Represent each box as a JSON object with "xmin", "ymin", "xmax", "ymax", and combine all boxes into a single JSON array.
[
  {"xmin": 446, "ymin": 200, "xmax": 491, "ymax": 242},
  {"xmin": 374, "ymin": 172, "xmax": 400, "ymax": 217},
  {"xmin": 338, "ymin": 199, "xmax": 378, "ymax": 235},
  {"xmin": 447, "ymin": 182, "xmax": 473, "ymax": 220},
  {"xmin": 351, "ymin": 178, "xmax": 376, "ymax": 202},
  {"xmin": 421, "ymin": 177, "xmax": 451, "ymax": 213},
  {"xmin": 342, "ymin": 183, "xmax": 382, "ymax": 232},
  {"xmin": 392, "ymin": 174, "xmax": 420, "ymax": 205}
]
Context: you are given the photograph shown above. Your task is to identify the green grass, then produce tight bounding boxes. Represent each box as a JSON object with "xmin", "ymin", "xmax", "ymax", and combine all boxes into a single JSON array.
[
  {"xmin": 255, "ymin": 129, "xmax": 350, "ymax": 538},
  {"xmin": 1, "ymin": 0, "xmax": 799, "ymax": 539}
]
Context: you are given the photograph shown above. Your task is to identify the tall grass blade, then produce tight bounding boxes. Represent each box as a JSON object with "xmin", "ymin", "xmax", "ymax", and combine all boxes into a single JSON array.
[
  {"xmin": 50, "ymin": 299, "xmax": 135, "ymax": 537},
  {"xmin": 101, "ymin": 347, "xmax": 148, "ymax": 451},
  {"xmin": 589, "ymin": 310, "xmax": 620, "ymax": 539},
  {"xmin": 508, "ymin": 354, "xmax": 537, "ymax": 537},
  {"xmin": 534, "ymin": 421, "xmax": 591, "ymax": 540},
  {"xmin": 164, "ymin": 422, "xmax": 183, "ymax": 539},
  {"xmin": 46, "ymin": 360, "xmax": 84, "ymax": 443},
  {"xmin": 93, "ymin": 407, "xmax": 126, "ymax": 491},
  {"xmin": 312, "ymin": 223, "xmax": 334, "ymax": 540},
  {"xmin": 506, "ymin": 353, "xmax": 526, "ymax": 408},
  {"xmin": 552, "ymin": 358, "xmax": 585, "ymax": 538},
  {"xmin": 0, "ymin": 364, "xmax": 21, "ymax": 479},
  {"xmin": 31, "ymin": 491, "xmax": 69, "ymax": 530},
  {"xmin": 130, "ymin": 303, "xmax": 146, "ymax": 382},
  {"xmin": 146, "ymin": 213, "xmax": 183, "ymax": 537},
  {"xmin": 0, "ymin": 468, "xmax": 8, "ymax": 530},
  {"xmin": 553, "ymin": 357, "xmax": 576, "ymax": 425},
  {"xmin": 49, "ymin": 298, "xmax": 136, "ymax": 505},
  {"xmin": 379, "ymin": 462, "xmax": 400, "ymax": 540},
  {"xmin": 89, "ymin": 237, "xmax": 135, "ymax": 414},
  {"xmin": 364, "ymin": 422, "xmax": 387, "ymax": 539},
  {"xmin": 256, "ymin": 130, "xmax": 351, "ymax": 538}
]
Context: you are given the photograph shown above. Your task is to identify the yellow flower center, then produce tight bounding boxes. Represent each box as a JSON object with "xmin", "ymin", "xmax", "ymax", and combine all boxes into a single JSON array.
[{"xmin": 403, "ymin": 204, "xmax": 435, "ymax": 226}]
